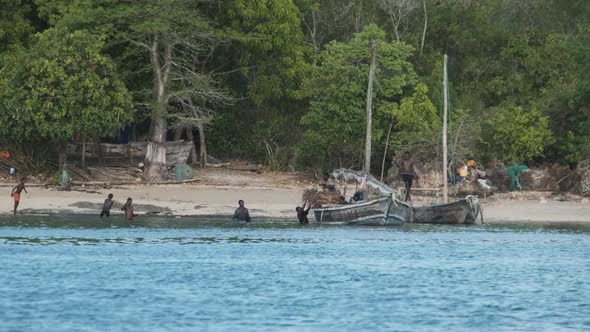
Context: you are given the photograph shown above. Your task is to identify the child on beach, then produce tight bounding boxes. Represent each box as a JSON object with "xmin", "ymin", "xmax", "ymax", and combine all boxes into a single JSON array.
[
  {"xmin": 100, "ymin": 193, "xmax": 114, "ymax": 217},
  {"xmin": 10, "ymin": 177, "xmax": 27, "ymax": 215}
]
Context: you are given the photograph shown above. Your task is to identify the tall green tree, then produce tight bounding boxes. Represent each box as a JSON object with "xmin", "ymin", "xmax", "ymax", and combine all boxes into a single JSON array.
[
  {"xmin": 0, "ymin": 0, "xmax": 35, "ymax": 51},
  {"xmin": 298, "ymin": 24, "xmax": 418, "ymax": 171},
  {"xmin": 45, "ymin": 0, "xmax": 232, "ymax": 179},
  {"xmin": 222, "ymin": 0, "xmax": 311, "ymax": 105},
  {"xmin": 0, "ymin": 27, "xmax": 133, "ymax": 169}
]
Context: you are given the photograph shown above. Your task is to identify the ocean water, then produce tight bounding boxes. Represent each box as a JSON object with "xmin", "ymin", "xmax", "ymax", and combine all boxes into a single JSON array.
[{"xmin": 1, "ymin": 216, "xmax": 589, "ymax": 332}]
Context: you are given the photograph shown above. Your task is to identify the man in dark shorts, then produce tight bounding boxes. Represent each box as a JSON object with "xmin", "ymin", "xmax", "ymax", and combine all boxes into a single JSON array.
[
  {"xmin": 398, "ymin": 153, "xmax": 418, "ymax": 202},
  {"xmin": 100, "ymin": 193, "xmax": 114, "ymax": 217},
  {"xmin": 296, "ymin": 201, "xmax": 311, "ymax": 224},
  {"xmin": 233, "ymin": 200, "xmax": 251, "ymax": 222},
  {"xmin": 11, "ymin": 177, "xmax": 27, "ymax": 215}
]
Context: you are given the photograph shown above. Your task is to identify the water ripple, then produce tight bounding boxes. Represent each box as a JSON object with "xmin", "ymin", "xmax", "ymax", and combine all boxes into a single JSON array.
[{"xmin": 1, "ymin": 217, "xmax": 590, "ymax": 331}]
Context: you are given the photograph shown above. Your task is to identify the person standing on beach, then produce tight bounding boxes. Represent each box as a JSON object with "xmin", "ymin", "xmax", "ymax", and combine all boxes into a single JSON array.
[
  {"xmin": 397, "ymin": 153, "xmax": 418, "ymax": 202},
  {"xmin": 296, "ymin": 201, "xmax": 311, "ymax": 224},
  {"xmin": 233, "ymin": 200, "xmax": 251, "ymax": 222},
  {"xmin": 11, "ymin": 177, "xmax": 28, "ymax": 215},
  {"xmin": 120, "ymin": 198, "xmax": 137, "ymax": 224},
  {"xmin": 100, "ymin": 193, "xmax": 114, "ymax": 218}
]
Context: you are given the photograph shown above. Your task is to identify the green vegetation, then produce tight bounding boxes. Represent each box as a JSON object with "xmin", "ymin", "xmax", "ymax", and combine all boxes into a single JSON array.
[
  {"xmin": 0, "ymin": 0, "xmax": 588, "ymax": 175},
  {"xmin": 0, "ymin": 27, "xmax": 132, "ymax": 168},
  {"xmin": 298, "ymin": 25, "xmax": 417, "ymax": 170}
]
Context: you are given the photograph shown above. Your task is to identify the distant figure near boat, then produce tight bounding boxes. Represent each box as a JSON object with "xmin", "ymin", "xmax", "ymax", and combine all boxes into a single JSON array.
[
  {"xmin": 233, "ymin": 200, "xmax": 251, "ymax": 222},
  {"xmin": 397, "ymin": 153, "xmax": 418, "ymax": 202},
  {"xmin": 296, "ymin": 201, "xmax": 311, "ymax": 224},
  {"xmin": 11, "ymin": 177, "xmax": 27, "ymax": 215},
  {"xmin": 100, "ymin": 193, "xmax": 114, "ymax": 218},
  {"xmin": 320, "ymin": 173, "xmax": 337, "ymax": 192}
]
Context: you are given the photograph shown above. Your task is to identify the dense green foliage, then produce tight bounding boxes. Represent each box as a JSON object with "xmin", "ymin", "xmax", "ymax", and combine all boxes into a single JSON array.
[
  {"xmin": 0, "ymin": 27, "xmax": 132, "ymax": 145},
  {"xmin": 483, "ymin": 104, "xmax": 554, "ymax": 163},
  {"xmin": 298, "ymin": 25, "xmax": 417, "ymax": 169},
  {"xmin": 0, "ymin": 0, "xmax": 589, "ymax": 173}
]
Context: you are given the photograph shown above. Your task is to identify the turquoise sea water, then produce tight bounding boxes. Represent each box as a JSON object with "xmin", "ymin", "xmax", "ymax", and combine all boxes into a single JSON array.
[{"xmin": 1, "ymin": 216, "xmax": 589, "ymax": 332}]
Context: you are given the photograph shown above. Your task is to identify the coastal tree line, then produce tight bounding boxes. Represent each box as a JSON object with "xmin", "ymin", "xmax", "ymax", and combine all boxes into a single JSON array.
[{"xmin": 0, "ymin": 0, "xmax": 588, "ymax": 178}]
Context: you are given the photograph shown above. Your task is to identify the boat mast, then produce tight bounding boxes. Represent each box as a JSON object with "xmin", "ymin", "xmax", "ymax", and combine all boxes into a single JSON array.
[
  {"xmin": 442, "ymin": 54, "xmax": 449, "ymax": 203},
  {"xmin": 364, "ymin": 39, "xmax": 377, "ymax": 173}
]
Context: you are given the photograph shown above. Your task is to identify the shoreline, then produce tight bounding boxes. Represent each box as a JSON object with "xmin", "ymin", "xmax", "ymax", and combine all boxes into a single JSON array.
[
  {"xmin": 0, "ymin": 168, "xmax": 588, "ymax": 225},
  {"xmin": 0, "ymin": 185, "xmax": 587, "ymax": 226},
  {"xmin": 1, "ymin": 211, "xmax": 589, "ymax": 227}
]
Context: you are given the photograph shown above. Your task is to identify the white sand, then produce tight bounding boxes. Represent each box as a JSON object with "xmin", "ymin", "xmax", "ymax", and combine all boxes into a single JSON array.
[
  {"xmin": 1, "ymin": 168, "xmax": 588, "ymax": 224},
  {"xmin": 482, "ymin": 199, "xmax": 590, "ymax": 224},
  {"xmin": 0, "ymin": 184, "xmax": 305, "ymax": 218}
]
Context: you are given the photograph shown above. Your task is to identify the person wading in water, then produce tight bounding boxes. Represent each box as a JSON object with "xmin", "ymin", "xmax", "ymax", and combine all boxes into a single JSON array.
[
  {"xmin": 100, "ymin": 193, "xmax": 114, "ymax": 218},
  {"xmin": 120, "ymin": 197, "xmax": 137, "ymax": 226},
  {"xmin": 398, "ymin": 153, "xmax": 418, "ymax": 202},
  {"xmin": 233, "ymin": 200, "xmax": 251, "ymax": 222},
  {"xmin": 296, "ymin": 201, "xmax": 311, "ymax": 224}
]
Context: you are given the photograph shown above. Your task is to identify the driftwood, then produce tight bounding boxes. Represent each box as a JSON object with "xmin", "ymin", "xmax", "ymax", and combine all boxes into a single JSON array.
[
  {"xmin": 0, "ymin": 183, "xmax": 49, "ymax": 187},
  {"xmin": 206, "ymin": 163, "xmax": 231, "ymax": 168},
  {"xmin": 65, "ymin": 165, "xmax": 92, "ymax": 181},
  {"xmin": 70, "ymin": 178, "xmax": 201, "ymax": 186},
  {"xmin": 67, "ymin": 140, "xmax": 193, "ymax": 167},
  {"xmin": 302, "ymin": 188, "xmax": 346, "ymax": 208},
  {"xmin": 206, "ymin": 155, "xmax": 223, "ymax": 165},
  {"xmin": 87, "ymin": 167, "xmax": 134, "ymax": 181},
  {"xmin": 228, "ymin": 164, "xmax": 263, "ymax": 172}
]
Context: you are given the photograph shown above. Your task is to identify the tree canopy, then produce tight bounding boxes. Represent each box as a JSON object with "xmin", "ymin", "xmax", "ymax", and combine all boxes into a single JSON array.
[
  {"xmin": 0, "ymin": 27, "xmax": 132, "ymax": 146},
  {"xmin": 0, "ymin": 0, "xmax": 589, "ymax": 174}
]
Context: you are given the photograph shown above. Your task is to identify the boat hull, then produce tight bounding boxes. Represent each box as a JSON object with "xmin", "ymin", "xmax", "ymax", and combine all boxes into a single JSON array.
[
  {"xmin": 411, "ymin": 198, "xmax": 481, "ymax": 224},
  {"xmin": 312, "ymin": 197, "xmax": 410, "ymax": 225}
]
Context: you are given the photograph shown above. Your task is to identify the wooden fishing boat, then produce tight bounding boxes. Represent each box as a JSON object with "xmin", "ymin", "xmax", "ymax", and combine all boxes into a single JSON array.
[
  {"xmin": 310, "ymin": 169, "xmax": 482, "ymax": 225},
  {"xmin": 410, "ymin": 196, "xmax": 482, "ymax": 225},
  {"xmin": 312, "ymin": 196, "xmax": 411, "ymax": 225},
  {"xmin": 310, "ymin": 169, "xmax": 411, "ymax": 225}
]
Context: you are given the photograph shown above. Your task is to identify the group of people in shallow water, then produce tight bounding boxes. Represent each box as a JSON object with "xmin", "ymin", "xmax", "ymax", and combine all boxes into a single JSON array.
[{"xmin": 10, "ymin": 177, "xmax": 312, "ymax": 225}]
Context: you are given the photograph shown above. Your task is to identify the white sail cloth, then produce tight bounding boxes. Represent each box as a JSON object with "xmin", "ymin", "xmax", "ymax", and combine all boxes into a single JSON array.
[{"xmin": 332, "ymin": 169, "xmax": 396, "ymax": 197}]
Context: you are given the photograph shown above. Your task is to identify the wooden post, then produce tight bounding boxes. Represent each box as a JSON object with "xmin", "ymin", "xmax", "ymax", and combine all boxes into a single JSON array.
[
  {"xmin": 365, "ymin": 39, "xmax": 377, "ymax": 173},
  {"xmin": 380, "ymin": 117, "xmax": 394, "ymax": 182},
  {"xmin": 197, "ymin": 122, "xmax": 207, "ymax": 169},
  {"xmin": 442, "ymin": 54, "xmax": 449, "ymax": 203},
  {"xmin": 58, "ymin": 143, "xmax": 67, "ymax": 173},
  {"xmin": 81, "ymin": 139, "xmax": 86, "ymax": 170}
]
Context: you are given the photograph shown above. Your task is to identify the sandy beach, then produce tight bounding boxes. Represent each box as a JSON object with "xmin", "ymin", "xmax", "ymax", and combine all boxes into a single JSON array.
[{"xmin": 1, "ymin": 168, "xmax": 588, "ymax": 224}]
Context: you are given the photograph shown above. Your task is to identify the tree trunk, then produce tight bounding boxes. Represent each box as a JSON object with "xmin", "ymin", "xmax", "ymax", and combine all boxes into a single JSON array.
[
  {"xmin": 144, "ymin": 37, "xmax": 171, "ymax": 181},
  {"xmin": 145, "ymin": 113, "xmax": 168, "ymax": 180},
  {"xmin": 58, "ymin": 143, "xmax": 67, "ymax": 173},
  {"xmin": 81, "ymin": 139, "xmax": 86, "ymax": 170},
  {"xmin": 364, "ymin": 39, "xmax": 377, "ymax": 173},
  {"xmin": 95, "ymin": 137, "xmax": 104, "ymax": 166},
  {"xmin": 173, "ymin": 126, "xmax": 184, "ymax": 141},
  {"xmin": 197, "ymin": 123, "xmax": 207, "ymax": 169},
  {"xmin": 185, "ymin": 126, "xmax": 198, "ymax": 165},
  {"xmin": 393, "ymin": 25, "xmax": 401, "ymax": 41},
  {"xmin": 145, "ymin": 142, "xmax": 167, "ymax": 180},
  {"xmin": 420, "ymin": 0, "xmax": 428, "ymax": 56},
  {"xmin": 442, "ymin": 54, "xmax": 449, "ymax": 203}
]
